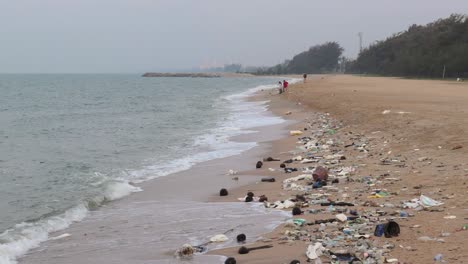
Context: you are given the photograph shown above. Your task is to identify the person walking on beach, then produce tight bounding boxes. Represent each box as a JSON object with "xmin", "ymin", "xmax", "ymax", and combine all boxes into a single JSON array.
[
  {"xmin": 303, "ymin": 73, "xmax": 307, "ymax": 83},
  {"xmin": 283, "ymin": 80, "xmax": 289, "ymax": 92},
  {"xmin": 278, "ymin": 81, "xmax": 283, "ymax": 94}
]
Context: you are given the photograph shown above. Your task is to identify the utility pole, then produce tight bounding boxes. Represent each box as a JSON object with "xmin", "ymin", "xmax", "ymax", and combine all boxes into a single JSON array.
[{"xmin": 358, "ymin": 32, "xmax": 363, "ymax": 53}]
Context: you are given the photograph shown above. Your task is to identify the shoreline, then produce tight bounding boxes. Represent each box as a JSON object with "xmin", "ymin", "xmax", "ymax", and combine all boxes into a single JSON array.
[
  {"xmin": 16, "ymin": 78, "xmax": 299, "ymax": 264},
  {"xmin": 210, "ymin": 75, "xmax": 468, "ymax": 263},
  {"xmin": 16, "ymin": 75, "xmax": 468, "ymax": 264}
]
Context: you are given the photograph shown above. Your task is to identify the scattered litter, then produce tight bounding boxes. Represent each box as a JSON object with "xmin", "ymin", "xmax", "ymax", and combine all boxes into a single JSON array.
[
  {"xmin": 290, "ymin": 130, "xmax": 303, "ymax": 136},
  {"xmin": 261, "ymin": 177, "xmax": 276, "ymax": 182},
  {"xmin": 226, "ymin": 169, "xmax": 238, "ymax": 175},
  {"xmin": 210, "ymin": 234, "xmax": 228, "ymax": 242},
  {"xmin": 335, "ymin": 213, "xmax": 347, "ymax": 222},
  {"xmin": 238, "ymin": 245, "xmax": 273, "ymax": 254},
  {"xmin": 306, "ymin": 242, "xmax": 325, "ymax": 260},
  {"xmin": 420, "ymin": 195, "xmax": 444, "ymax": 207}
]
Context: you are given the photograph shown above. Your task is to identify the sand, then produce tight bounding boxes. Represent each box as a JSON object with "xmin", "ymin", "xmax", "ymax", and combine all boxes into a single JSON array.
[
  {"xmin": 19, "ymin": 75, "xmax": 468, "ymax": 264},
  {"xmin": 210, "ymin": 75, "xmax": 468, "ymax": 264}
]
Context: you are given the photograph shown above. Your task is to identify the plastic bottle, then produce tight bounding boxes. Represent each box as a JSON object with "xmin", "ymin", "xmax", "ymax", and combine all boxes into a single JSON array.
[{"xmin": 434, "ymin": 254, "xmax": 443, "ymax": 262}]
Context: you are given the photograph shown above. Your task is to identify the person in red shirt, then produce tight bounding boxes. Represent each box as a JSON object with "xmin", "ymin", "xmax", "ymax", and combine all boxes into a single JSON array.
[{"xmin": 283, "ymin": 80, "xmax": 289, "ymax": 92}]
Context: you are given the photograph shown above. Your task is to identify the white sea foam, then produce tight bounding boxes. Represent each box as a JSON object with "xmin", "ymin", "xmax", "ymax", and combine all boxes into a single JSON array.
[
  {"xmin": 126, "ymin": 80, "xmax": 296, "ymax": 183},
  {"xmin": 0, "ymin": 205, "xmax": 88, "ymax": 264},
  {"xmin": 103, "ymin": 181, "xmax": 142, "ymax": 201},
  {"xmin": 0, "ymin": 180, "xmax": 140, "ymax": 264},
  {"xmin": 0, "ymin": 79, "xmax": 297, "ymax": 264}
]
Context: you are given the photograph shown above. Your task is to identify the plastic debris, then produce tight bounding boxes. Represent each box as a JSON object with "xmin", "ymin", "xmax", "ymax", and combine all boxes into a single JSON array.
[
  {"xmin": 306, "ymin": 242, "xmax": 325, "ymax": 260},
  {"xmin": 443, "ymin": 215, "xmax": 456, "ymax": 219},
  {"xmin": 290, "ymin": 130, "xmax": 303, "ymax": 136},
  {"xmin": 420, "ymin": 195, "xmax": 444, "ymax": 207},
  {"xmin": 175, "ymin": 244, "xmax": 195, "ymax": 259},
  {"xmin": 335, "ymin": 213, "xmax": 348, "ymax": 222},
  {"xmin": 210, "ymin": 234, "xmax": 228, "ymax": 242}
]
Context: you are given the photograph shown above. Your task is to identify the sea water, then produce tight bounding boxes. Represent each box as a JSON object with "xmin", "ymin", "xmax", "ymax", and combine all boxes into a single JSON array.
[{"xmin": 0, "ymin": 74, "xmax": 293, "ymax": 263}]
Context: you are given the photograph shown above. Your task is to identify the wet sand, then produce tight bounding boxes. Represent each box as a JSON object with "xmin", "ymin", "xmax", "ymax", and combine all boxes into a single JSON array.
[
  {"xmin": 19, "ymin": 107, "xmax": 294, "ymax": 264},
  {"xmin": 211, "ymin": 75, "xmax": 468, "ymax": 263}
]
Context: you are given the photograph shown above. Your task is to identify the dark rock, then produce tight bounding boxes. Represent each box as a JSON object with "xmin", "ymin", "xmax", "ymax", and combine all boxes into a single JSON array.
[
  {"xmin": 220, "ymin": 188, "xmax": 228, "ymax": 196},
  {"xmin": 225, "ymin": 257, "xmax": 237, "ymax": 264},
  {"xmin": 259, "ymin": 195, "xmax": 268, "ymax": 202},
  {"xmin": 261, "ymin": 177, "xmax": 276, "ymax": 182},
  {"xmin": 256, "ymin": 161, "xmax": 263, "ymax": 169},
  {"xmin": 292, "ymin": 207, "xmax": 303, "ymax": 215},
  {"xmin": 236, "ymin": 234, "xmax": 246, "ymax": 243}
]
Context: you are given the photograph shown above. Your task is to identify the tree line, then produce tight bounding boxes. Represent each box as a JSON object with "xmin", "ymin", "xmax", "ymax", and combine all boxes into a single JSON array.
[
  {"xmin": 255, "ymin": 42, "xmax": 344, "ymax": 75},
  {"xmin": 347, "ymin": 14, "xmax": 468, "ymax": 78},
  {"xmin": 254, "ymin": 14, "xmax": 468, "ymax": 78}
]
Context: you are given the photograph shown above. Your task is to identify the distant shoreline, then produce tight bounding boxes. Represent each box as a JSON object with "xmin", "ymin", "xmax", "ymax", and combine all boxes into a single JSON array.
[{"xmin": 142, "ymin": 72, "xmax": 255, "ymax": 78}]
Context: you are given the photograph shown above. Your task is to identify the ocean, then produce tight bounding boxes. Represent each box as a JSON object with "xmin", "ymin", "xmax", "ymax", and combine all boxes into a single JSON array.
[{"xmin": 0, "ymin": 74, "xmax": 293, "ymax": 263}]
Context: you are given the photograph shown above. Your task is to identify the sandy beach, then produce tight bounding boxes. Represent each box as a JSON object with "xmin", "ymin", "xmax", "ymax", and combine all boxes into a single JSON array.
[
  {"xmin": 211, "ymin": 75, "xmax": 468, "ymax": 263},
  {"xmin": 17, "ymin": 75, "xmax": 468, "ymax": 264}
]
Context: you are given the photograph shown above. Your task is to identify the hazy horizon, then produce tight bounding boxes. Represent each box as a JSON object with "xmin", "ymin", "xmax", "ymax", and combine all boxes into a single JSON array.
[{"xmin": 1, "ymin": 0, "xmax": 468, "ymax": 73}]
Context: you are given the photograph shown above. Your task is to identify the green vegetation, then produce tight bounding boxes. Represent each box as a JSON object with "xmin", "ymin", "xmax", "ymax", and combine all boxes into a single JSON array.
[
  {"xmin": 255, "ymin": 42, "xmax": 344, "ymax": 75},
  {"xmin": 347, "ymin": 14, "xmax": 468, "ymax": 78}
]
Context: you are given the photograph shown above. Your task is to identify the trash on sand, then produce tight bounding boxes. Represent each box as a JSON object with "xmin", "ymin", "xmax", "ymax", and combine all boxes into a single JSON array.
[
  {"xmin": 452, "ymin": 145, "xmax": 463, "ymax": 150},
  {"xmin": 420, "ymin": 195, "xmax": 444, "ymax": 207},
  {"xmin": 226, "ymin": 169, "xmax": 238, "ymax": 175},
  {"xmin": 176, "ymin": 244, "xmax": 195, "ymax": 259},
  {"xmin": 306, "ymin": 242, "xmax": 325, "ymax": 260},
  {"xmin": 404, "ymin": 195, "xmax": 444, "ymax": 208},
  {"xmin": 210, "ymin": 234, "xmax": 228, "ymax": 242},
  {"xmin": 261, "ymin": 177, "xmax": 276, "ymax": 182},
  {"xmin": 374, "ymin": 224, "xmax": 385, "ymax": 237},
  {"xmin": 263, "ymin": 157, "xmax": 280, "ymax": 162},
  {"xmin": 386, "ymin": 258, "xmax": 399, "ymax": 263},
  {"xmin": 293, "ymin": 218, "xmax": 306, "ymax": 226},
  {"xmin": 284, "ymin": 174, "xmax": 313, "ymax": 184},
  {"xmin": 290, "ymin": 130, "xmax": 303, "ymax": 136},
  {"xmin": 417, "ymin": 236, "xmax": 445, "ymax": 242},
  {"xmin": 335, "ymin": 213, "xmax": 347, "ymax": 222},
  {"xmin": 384, "ymin": 221, "xmax": 400, "ymax": 238},
  {"xmin": 443, "ymin": 215, "xmax": 456, "ymax": 219},
  {"xmin": 433, "ymin": 254, "xmax": 443, "ymax": 262},
  {"xmin": 312, "ymin": 166, "xmax": 328, "ymax": 181},
  {"xmin": 238, "ymin": 245, "xmax": 273, "ymax": 254}
]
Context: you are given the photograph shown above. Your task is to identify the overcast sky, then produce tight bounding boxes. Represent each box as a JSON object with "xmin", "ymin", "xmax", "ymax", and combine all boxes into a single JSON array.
[{"xmin": 1, "ymin": 0, "xmax": 467, "ymax": 73}]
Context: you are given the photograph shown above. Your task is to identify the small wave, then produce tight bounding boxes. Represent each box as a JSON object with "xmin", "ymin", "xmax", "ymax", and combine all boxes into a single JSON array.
[
  {"xmin": 0, "ymin": 79, "xmax": 290, "ymax": 264},
  {"xmin": 0, "ymin": 180, "xmax": 140, "ymax": 264},
  {"xmin": 0, "ymin": 205, "xmax": 87, "ymax": 264}
]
